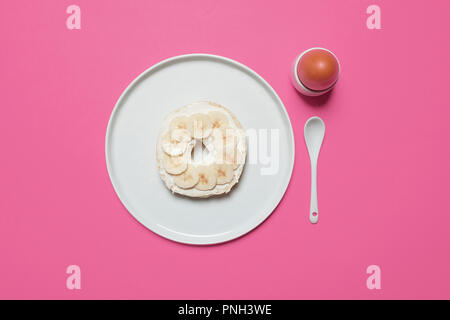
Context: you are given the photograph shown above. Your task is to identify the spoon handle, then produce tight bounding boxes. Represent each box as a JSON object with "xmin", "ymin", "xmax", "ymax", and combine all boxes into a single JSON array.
[{"xmin": 310, "ymin": 159, "xmax": 319, "ymax": 224}]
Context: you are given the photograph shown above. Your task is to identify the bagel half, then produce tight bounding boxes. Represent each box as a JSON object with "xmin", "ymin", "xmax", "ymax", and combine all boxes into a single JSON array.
[{"xmin": 156, "ymin": 101, "xmax": 247, "ymax": 198}]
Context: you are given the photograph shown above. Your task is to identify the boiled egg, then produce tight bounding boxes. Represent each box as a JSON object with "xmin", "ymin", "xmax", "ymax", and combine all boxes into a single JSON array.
[{"xmin": 292, "ymin": 48, "xmax": 340, "ymax": 96}]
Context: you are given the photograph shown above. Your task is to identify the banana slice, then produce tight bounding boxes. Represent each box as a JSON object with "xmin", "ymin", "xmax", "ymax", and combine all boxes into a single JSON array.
[
  {"xmin": 224, "ymin": 144, "xmax": 238, "ymax": 168},
  {"xmin": 161, "ymin": 129, "xmax": 191, "ymax": 156},
  {"xmin": 220, "ymin": 128, "xmax": 238, "ymax": 148},
  {"xmin": 214, "ymin": 129, "xmax": 245, "ymax": 169},
  {"xmin": 192, "ymin": 113, "xmax": 213, "ymax": 139},
  {"xmin": 215, "ymin": 164, "xmax": 234, "ymax": 185},
  {"xmin": 225, "ymin": 148, "xmax": 246, "ymax": 169},
  {"xmin": 209, "ymin": 111, "xmax": 229, "ymax": 133},
  {"xmin": 174, "ymin": 165, "xmax": 199, "ymax": 189},
  {"xmin": 195, "ymin": 165, "xmax": 217, "ymax": 191},
  {"xmin": 163, "ymin": 153, "xmax": 188, "ymax": 175},
  {"xmin": 170, "ymin": 116, "xmax": 194, "ymax": 136},
  {"xmin": 172, "ymin": 128, "xmax": 191, "ymax": 142},
  {"xmin": 213, "ymin": 129, "xmax": 238, "ymax": 164}
]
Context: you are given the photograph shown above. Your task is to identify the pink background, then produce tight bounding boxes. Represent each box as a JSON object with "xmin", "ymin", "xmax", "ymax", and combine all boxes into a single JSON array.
[{"xmin": 1, "ymin": 0, "xmax": 450, "ymax": 299}]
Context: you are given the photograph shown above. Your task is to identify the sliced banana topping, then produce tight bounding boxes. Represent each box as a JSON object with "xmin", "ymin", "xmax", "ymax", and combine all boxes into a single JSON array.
[
  {"xmin": 192, "ymin": 113, "xmax": 213, "ymax": 139},
  {"xmin": 209, "ymin": 111, "xmax": 229, "ymax": 133},
  {"xmin": 161, "ymin": 129, "xmax": 191, "ymax": 156},
  {"xmin": 170, "ymin": 116, "xmax": 194, "ymax": 136},
  {"xmin": 215, "ymin": 164, "xmax": 234, "ymax": 185},
  {"xmin": 162, "ymin": 152, "xmax": 188, "ymax": 175},
  {"xmin": 158, "ymin": 102, "xmax": 246, "ymax": 197},
  {"xmin": 195, "ymin": 165, "xmax": 217, "ymax": 191},
  {"xmin": 174, "ymin": 165, "xmax": 199, "ymax": 189}
]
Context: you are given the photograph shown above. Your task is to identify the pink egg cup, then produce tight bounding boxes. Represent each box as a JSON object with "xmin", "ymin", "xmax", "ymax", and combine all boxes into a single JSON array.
[{"xmin": 291, "ymin": 47, "xmax": 341, "ymax": 97}]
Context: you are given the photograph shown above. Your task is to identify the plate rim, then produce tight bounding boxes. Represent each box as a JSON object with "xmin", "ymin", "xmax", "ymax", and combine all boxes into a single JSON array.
[{"xmin": 105, "ymin": 53, "xmax": 295, "ymax": 245}]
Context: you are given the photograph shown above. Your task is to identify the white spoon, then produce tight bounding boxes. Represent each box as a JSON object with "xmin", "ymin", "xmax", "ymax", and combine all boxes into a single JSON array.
[{"xmin": 304, "ymin": 116, "xmax": 325, "ymax": 224}]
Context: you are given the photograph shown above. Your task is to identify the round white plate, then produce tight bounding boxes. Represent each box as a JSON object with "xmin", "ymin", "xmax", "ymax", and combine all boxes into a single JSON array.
[{"xmin": 106, "ymin": 54, "xmax": 295, "ymax": 245}]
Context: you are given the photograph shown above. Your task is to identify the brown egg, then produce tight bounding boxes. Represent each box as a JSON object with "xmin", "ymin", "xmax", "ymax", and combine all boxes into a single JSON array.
[{"xmin": 297, "ymin": 49, "xmax": 339, "ymax": 91}]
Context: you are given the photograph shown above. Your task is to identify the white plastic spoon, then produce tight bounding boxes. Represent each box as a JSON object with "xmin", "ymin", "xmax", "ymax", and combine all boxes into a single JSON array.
[{"xmin": 304, "ymin": 116, "xmax": 325, "ymax": 224}]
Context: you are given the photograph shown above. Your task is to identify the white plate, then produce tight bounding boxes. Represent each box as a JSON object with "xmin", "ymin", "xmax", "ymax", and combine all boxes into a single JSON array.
[{"xmin": 106, "ymin": 54, "xmax": 295, "ymax": 245}]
